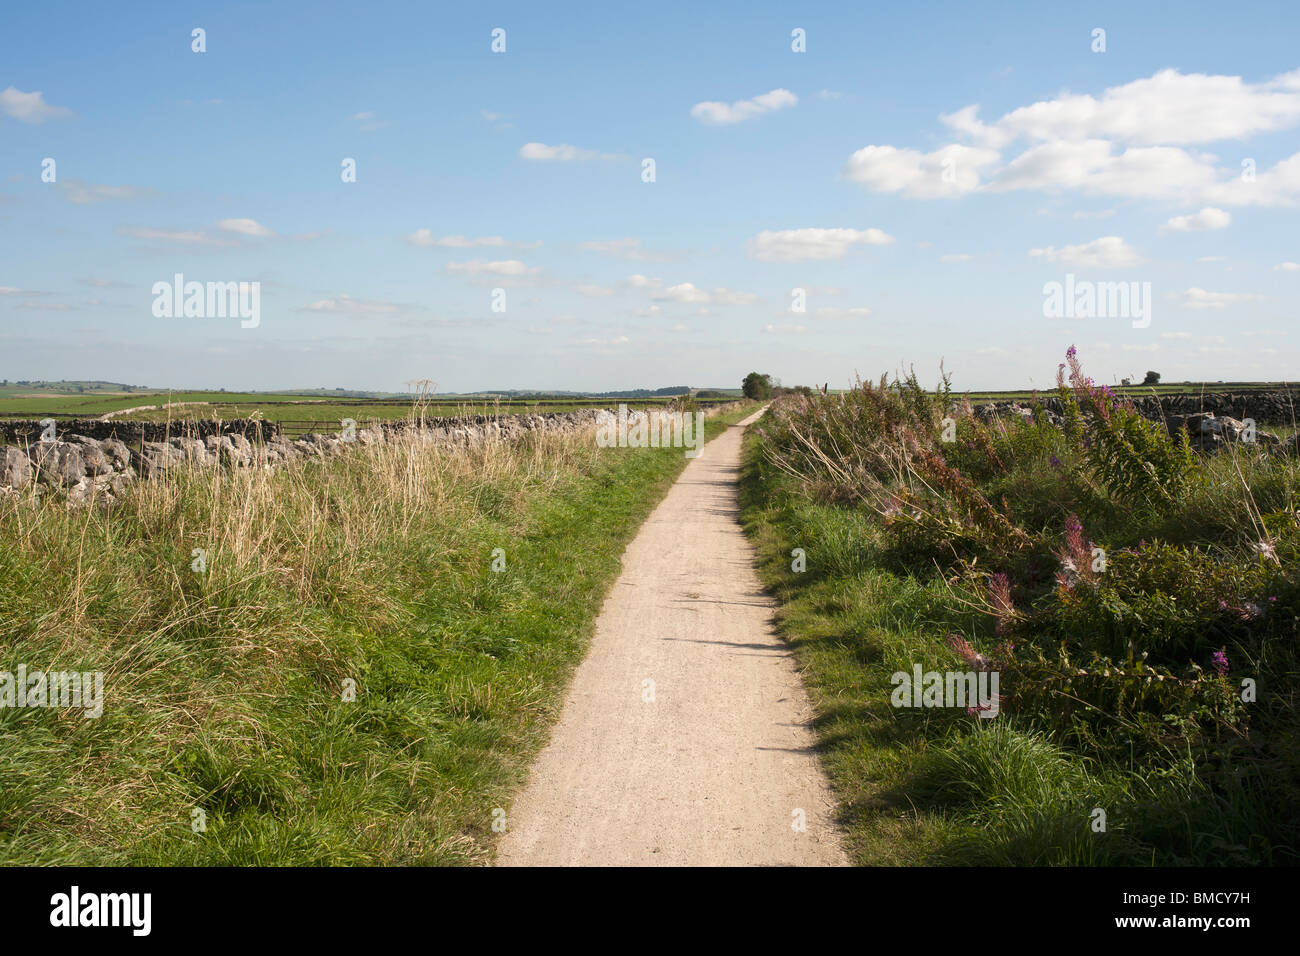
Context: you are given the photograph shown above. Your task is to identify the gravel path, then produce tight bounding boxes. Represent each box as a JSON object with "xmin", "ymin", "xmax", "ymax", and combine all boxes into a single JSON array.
[{"xmin": 496, "ymin": 408, "xmax": 847, "ymax": 866}]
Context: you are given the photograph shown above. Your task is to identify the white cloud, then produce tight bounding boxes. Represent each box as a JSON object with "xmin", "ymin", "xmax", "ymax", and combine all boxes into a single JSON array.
[
  {"xmin": 1176, "ymin": 287, "xmax": 1265, "ymax": 309},
  {"xmin": 711, "ymin": 288, "xmax": 761, "ymax": 306},
  {"xmin": 574, "ymin": 283, "xmax": 614, "ymax": 297},
  {"xmin": 625, "ymin": 274, "xmax": 663, "ymax": 290},
  {"xmin": 651, "ymin": 283, "xmax": 758, "ymax": 306},
  {"xmin": 217, "ymin": 218, "xmax": 275, "ymax": 238},
  {"xmin": 405, "ymin": 230, "xmax": 534, "ymax": 248},
  {"xmin": 296, "ymin": 293, "xmax": 399, "ymax": 315},
  {"xmin": 1028, "ymin": 236, "xmax": 1144, "ymax": 268},
  {"xmin": 857, "ymin": 69, "xmax": 1300, "ymax": 207},
  {"xmin": 747, "ymin": 227, "xmax": 894, "ymax": 262},
  {"xmin": 57, "ymin": 180, "xmax": 155, "ymax": 204},
  {"xmin": 350, "ymin": 111, "xmax": 387, "ymax": 131},
  {"xmin": 690, "ymin": 88, "xmax": 797, "ymax": 125},
  {"xmin": 943, "ymin": 69, "xmax": 1300, "ymax": 148},
  {"xmin": 1204, "ymin": 151, "xmax": 1300, "ymax": 207},
  {"xmin": 519, "ymin": 142, "xmax": 618, "ymax": 161},
  {"xmin": 0, "ymin": 86, "xmax": 72, "ymax": 123},
  {"xmin": 445, "ymin": 260, "xmax": 541, "ymax": 277},
  {"xmin": 991, "ymin": 141, "xmax": 1223, "ymax": 200},
  {"xmin": 763, "ymin": 323, "xmax": 808, "ymax": 334},
  {"xmin": 655, "ymin": 283, "xmax": 711, "ymax": 304},
  {"xmin": 843, "ymin": 144, "xmax": 1001, "ymax": 198},
  {"xmin": 1160, "ymin": 207, "xmax": 1231, "ymax": 232},
  {"xmin": 1274, "ymin": 261, "xmax": 1300, "ymax": 271}
]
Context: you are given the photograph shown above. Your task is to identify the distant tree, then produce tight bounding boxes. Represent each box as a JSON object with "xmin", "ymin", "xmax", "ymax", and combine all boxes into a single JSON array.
[
  {"xmin": 1142, "ymin": 370, "xmax": 1161, "ymax": 385},
  {"xmin": 742, "ymin": 372, "xmax": 772, "ymax": 400},
  {"xmin": 1120, "ymin": 377, "xmax": 1132, "ymax": 386}
]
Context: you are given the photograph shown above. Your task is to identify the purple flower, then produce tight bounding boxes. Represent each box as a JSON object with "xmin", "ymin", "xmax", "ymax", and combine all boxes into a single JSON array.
[
  {"xmin": 1049, "ymin": 454, "xmax": 1062, "ymax": 469},
  {"xmin": 1066, "ymin": 345, "xmax": 1078, "ymax": 360},
  {"xmin": 1212, "ymin": 648, "xmax": 1229, "ymax": 677}
]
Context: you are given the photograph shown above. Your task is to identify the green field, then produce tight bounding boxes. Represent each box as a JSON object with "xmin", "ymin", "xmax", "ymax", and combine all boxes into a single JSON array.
[{"xmin": 0, "ymin": 386, "xmax": 737, "ymax": 439}]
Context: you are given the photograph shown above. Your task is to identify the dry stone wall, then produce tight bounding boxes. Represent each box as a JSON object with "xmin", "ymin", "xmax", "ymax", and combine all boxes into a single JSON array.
[{"xmin": 0, "ymin": 405, "xmax": 742, "ymax": 507}]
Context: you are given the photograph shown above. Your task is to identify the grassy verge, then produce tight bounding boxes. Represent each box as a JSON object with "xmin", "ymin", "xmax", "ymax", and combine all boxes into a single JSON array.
[
  {"xmin": 0, "ymin": 403, "xmax": 753, "ymax": 865},
  {"xmin": 739, "ymin": 359, "xmax": 1298, "ymax": 867}
]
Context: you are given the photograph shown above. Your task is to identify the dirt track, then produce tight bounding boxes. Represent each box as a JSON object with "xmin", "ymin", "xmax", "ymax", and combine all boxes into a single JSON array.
[{"xmin": 496, "ymin": 408, "xmax": 847, "ymax": 866}]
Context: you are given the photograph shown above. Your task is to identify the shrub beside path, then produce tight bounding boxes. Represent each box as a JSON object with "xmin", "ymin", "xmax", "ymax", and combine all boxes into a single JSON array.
[{"xmin": 497, "ymin": 408, "xmax": 847, "ymax": 866}]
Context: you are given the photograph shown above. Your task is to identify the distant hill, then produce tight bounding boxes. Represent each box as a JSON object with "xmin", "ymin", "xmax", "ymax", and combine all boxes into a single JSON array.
[{"xmin": 0, "ymin": 380, "xmax": 152, "ymax": 395}]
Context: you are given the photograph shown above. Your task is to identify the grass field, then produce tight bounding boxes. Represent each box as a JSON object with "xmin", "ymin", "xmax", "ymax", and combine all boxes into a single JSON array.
[
  {"xmin": 0, "ymin": 402, "xmax": 754, "ymax": 865},
  {"xmin": 0, "ymin": 388, "xmax": 739, "ymax": 439}
]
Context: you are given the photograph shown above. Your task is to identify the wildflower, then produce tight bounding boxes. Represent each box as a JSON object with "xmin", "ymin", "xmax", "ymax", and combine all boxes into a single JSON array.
[
  {"xmin": 1212, "ymin": 648, "xmax": 1229, "ymax": 677},
  {"xmin": 988, "ymin": 572, "xmax": 1015, "ymax": 635},
  {"xmin": 947, "ymin": 632, "xmax": 993, "ymax": 672},
  {"xmin": 1049, "ymin": 454, "xmax": 1062, "ymax": 469},
  {"xmin": 1055, "ymin": 513, "xmax": 1096, "ymax": 590},
  {"xmin": 1254, "ymin": 540, "xmax": 1278, "ymax": 562}
]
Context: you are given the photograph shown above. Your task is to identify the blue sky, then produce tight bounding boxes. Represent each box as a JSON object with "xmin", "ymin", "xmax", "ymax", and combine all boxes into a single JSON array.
[{"xmin": 1, "ymin": 0, "xmax": 1298, "ymax": 392}]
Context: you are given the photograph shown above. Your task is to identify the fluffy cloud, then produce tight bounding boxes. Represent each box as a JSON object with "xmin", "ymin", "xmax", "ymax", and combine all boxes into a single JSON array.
[
  {"xmin": 690, "ymin": 88, "xmax": 797, "ymax": 125},
  {"xmin": 445, "ymin": 260, "xmax": 541, "ymax": 277},
  {"xmin": 853, "ymin": 69, "xmax": 1300, "ymax": 207},
  {"xmin": 941, "ymin": 69, "xmax": 1300, "ymax": 147},
  {"xmin": 843, "ymin": 144, "xmax": 1000, "ymax": 198},
  {"xmin": 57, "ymin": 180, "xmax": 155, "ymax": 204},
  {"xmin": 405, "ymin": 230, "xmax": 535, "ymax": 248},
  {"xmin": 519, "ymin": 142, "xmax": 618, "ymax": 161},
  {"xmin": 1160, "ymin": 207, "xmax": 1231, "ymax": 232},
  {"xmin": 1275, "ymin": 261, "xmax": 1300, "ymax": 271},
  {"xmin": 651, "ymin": 283, "xmax": 758, "ymax": 305},
  {"xmin": 1176, "ymin": 287, "xmax": 1266, "ymax": 309},
  {"xmin": 1029, "ymin": 236, "xmax": 1144, "ymax": 268},
  {"xmin": 990, "ymin": 141, "xmax": 1221, "ymax": 200},
  {"xmin": 217, "ymin": 218, "xmax": 275, "ymax": 238},
  {"xmin": 747, "ymin": 227, "xmax": 895, "ymax": 262},
  {"xmin": 296, "ymin": 294, "xmax": 399, "ymax": 315},
  {"xmin": 0, "ymin": 86, "xmax": 72, "ymax": 123}
]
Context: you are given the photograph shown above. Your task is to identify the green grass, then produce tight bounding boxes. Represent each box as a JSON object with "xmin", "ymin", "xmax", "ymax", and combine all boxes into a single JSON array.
[
  {"xmin": 738, "ymin": 407, "xmax": 1297, "ymax": 866},
  {"xmin": 0, "ymin": 403, "xmax": 753, "ymax": 865}
]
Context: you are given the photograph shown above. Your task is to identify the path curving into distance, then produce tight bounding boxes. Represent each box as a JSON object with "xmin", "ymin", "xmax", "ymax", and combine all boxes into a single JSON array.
[{"xmin": 497, "ymin": 408, "xmax": 847, "ymax": 867}]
